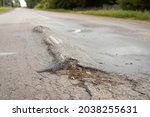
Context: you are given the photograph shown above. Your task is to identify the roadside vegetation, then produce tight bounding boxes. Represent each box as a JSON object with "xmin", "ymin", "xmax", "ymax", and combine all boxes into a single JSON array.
[
  {"xmin": 74, "ymin": 9, "xmax": 150, "ymax": 21},
  {"xmin": 27, "ymin": 0, "xmax": 150, "ymax": 10},
  {"xmin": 0, "ymin": 7, "xmax": 13, "ymax": 12},
  {"xmin": 27, "ymin": 0, "xmax": 150, "ymax": 21},
  {"xmin": 0, "ymin": 0, "xmax": 20, "ymax": 7},
  {"xmin": 0, "ymin": 0, "xmax": 20, "ymax": 13},
  {"xmin": 25, "ymin": 0, "xmax": 150, "ymax": 21}
]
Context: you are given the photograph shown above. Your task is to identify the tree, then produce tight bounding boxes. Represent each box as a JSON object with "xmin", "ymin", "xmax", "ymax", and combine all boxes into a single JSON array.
[
  {"xmin": 0, "ymin": 0, "xmax": 2, "ymax": 6},
  {"xmin": 39, "ymin": 0, "xmax": 86, "ymax": 9},
  {"xmin": 55, "ymin": 0, "xmax": 86, "ymax": 9},
  {"xmin": 139, "ymin": 0, "xmax": 150, "ymax": 10},
  {"xmin": 29, "ymin": 0, "xmax": 149, "ymax": 10},
  {"xmin": 117, "ymin": 0, "xmax": 150, "ymax": 10},
  {"xmin": 26, "ymin": 0, "xmax": 41, "ymax": 8},
  {"xmin": 31, "ymin": 0, "xmax": 118, "ymax": 9},
  {"xmin": 103, "ymin": 0, "xmax": 116, "ymax": 5},
  {"xmin": 13, "ymin": 0, "xmax": 20, "ymax": 7}
]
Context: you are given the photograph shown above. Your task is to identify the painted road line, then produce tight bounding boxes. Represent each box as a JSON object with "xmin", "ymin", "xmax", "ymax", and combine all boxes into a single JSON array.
[
  {"xmin": 0, "ymin": 52, "xmax": 17, "ymax": 56},
  {"xmin": 74, "ymin": 29, "xmax": 81, "ymax": 33}
]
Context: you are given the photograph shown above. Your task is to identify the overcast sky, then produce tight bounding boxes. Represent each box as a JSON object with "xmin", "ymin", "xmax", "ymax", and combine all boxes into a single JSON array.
[{"xmin": 19, "ymin": 0, "xmax": 27, "ymax": 7}]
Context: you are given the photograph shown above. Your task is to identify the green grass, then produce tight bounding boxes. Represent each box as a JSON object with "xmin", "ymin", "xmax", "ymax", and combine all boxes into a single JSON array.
[
  {"xmin": 0, "ymin": 7, "xmax": 13, "ymax": 13},
  {"xmin": 37, "ymin": 8, "xmax": 150, "ymax": 21},
  {"xmin": 74, "ymin": 9, "xmax": 150, "ymax": 21},
  {"xmin": 47, "ymin": 8, "xmax": 72, "ymax": 12}
]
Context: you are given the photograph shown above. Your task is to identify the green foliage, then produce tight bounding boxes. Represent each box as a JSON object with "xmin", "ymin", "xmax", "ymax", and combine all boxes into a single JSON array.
[
  {"xmin": 54, "ymin": 0, "xmax": 117, "ymax": 8},
  {"xmin": 40, "ymin": 0, "xmax": 86, "ymax": 9},
  {"xmin": 117, "ymin": 0, "xmax": 150, "ymax": 10},
  {"xmin": 40, "ymin": 0, "xmax": 56, "ymax": 9},
  {"xmin": 34, "ymin": 3, "xmax": 43, "ymax": 9},
  {"xmin": 75, "ymin": 9, "xmax": 150, "ymax": 21},
  {"xmin": 0, "ymin": 0, "xmax": 13, "ymax": 7},
  {"xmin": 13, "ymin": 0, "xmax": 20, "ymax": 7},
  {"xmin": 139, "ymin": 0, "xmax": 150, "ymax": 10},
  {"xmin": 0, "ymin": 7, "xmax": 13, "ymax": 12},
  {"xmin": 26, "ymin": 0, "xmax": 41, "ymax": 8},
  {"xmin": 34, "ymin": 0, "xmax": 117, "ymax": 9},
  {"xmin": 0, "ymin": 0, "xmax": 2, "ymax": 6},
  {"xmin": 28, "ymin": 0, "xmax": 149, "ymax": 11},
  {"xmin": 56, "ymin": 0, "xmax": 86, "ymax": 9},
  {"xmin": 85, "ymin": 0, "xmax": 116, "ymax": 7}
]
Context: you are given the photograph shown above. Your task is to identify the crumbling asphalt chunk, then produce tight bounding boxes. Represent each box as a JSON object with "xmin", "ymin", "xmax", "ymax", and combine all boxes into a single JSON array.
[{"xmin": 33, "ymin": 25, "xmax": 106, "ymax": 76}]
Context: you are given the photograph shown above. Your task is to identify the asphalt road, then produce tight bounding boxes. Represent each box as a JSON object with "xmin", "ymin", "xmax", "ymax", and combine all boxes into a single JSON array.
[{"xmin": 0, "ymin": 8, "xmax": 150, "ymax": 99}]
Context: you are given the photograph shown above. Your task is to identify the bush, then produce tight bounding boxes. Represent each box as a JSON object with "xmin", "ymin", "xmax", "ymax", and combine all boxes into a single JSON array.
[
  {"xmin": 26, "ymin": 0, "xmax": 41, "ymax": 8},
  {"xmin": 34, "ymin": 3, "xmax": 43, "ymax": 9},
  {"xmin": 75, "ymin": 9, "xmax": 150, "ymax": 21},
  {"xmin": 40, "ymin": 0, "xmax": 86, "ymax": 9},
  {"xmin": 0, "ymin": 7, "xmax": 13, "ymax": 12},
  {"xmin": 117, "ymin": 0, "xmax": 150, "ymax": 10}
]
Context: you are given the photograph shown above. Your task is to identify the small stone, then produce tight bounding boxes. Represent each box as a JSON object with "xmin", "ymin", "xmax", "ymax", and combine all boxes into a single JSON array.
[
  {"xmin": 125, "ymin": 62, "xmax": 133, "ymax": 65},
  {"xmin": 70, "ymin": 80, "xmax": 80, "ymax": 85},
  {"xmin": 81, "ymin": 78, "xmax": 96, "ymax": 83},
  {"xmin": 70, "ymin": 76, "xmax": 75, "ymax": 80},
  {"xmin": 98, "ymin": 62, "xmax": 103, "ymax": 65},
  {"xmin": 39, "ymin": 78, "xmax": 42, "ymax": 81},
  {"xmin": 86, "ymin": 71, "xmax": 91, "ymax": 75},
  {"xmin": 35, "ymin": 85, "xmax": 42, "ymax": 90}
]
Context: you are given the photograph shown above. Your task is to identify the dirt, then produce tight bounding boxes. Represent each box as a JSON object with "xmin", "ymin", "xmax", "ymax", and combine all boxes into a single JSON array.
[{"xmin": 36, "ymin": 61, "xmax": 149, "ymax": 99}]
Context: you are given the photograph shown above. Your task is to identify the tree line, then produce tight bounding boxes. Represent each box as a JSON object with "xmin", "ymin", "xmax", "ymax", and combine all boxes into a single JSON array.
[
  {"xmin": 26, "ymin": 0, "xmax": 150, "ymax": 10},
  {"xmin": 0, "ymin": 0, "xmax": 20, "ymax": 7}
]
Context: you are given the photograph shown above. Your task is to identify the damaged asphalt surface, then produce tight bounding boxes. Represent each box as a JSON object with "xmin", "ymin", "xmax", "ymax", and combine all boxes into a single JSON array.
[{"xmin": 0, "ymin": 8, "xmax": 150, "ymax": 99}]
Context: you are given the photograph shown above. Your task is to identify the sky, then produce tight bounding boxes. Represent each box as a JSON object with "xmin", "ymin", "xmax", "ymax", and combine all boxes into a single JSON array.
[{"xmin": 19, "ymin": 0, "xmax": 27, "ymax": 7}]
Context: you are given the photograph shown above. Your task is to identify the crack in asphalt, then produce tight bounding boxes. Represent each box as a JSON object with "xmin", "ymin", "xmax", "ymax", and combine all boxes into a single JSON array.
[
  {"xmin": 132, "ymin": 83, "xmax": 150, "ymax": 99},
  {"xmin": 8, "ymin": 87, "xmax": 18, "ymax": 99},
  {"xmin": 82, "ymin": 83, "xmax": 93, "ymax": 99}
]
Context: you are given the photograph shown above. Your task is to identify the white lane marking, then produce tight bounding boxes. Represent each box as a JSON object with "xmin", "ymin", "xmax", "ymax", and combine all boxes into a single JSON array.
[
  {"xmin": 0, "ymin": 52, "xmax": 17, "ymax": 56},
  {"xmin": 49, "ymin": 36, "xmax": 63, "ymax": 44},
  {"xmin": 74, "ymin": 29, "xmax": 81, "ymax": 33}
]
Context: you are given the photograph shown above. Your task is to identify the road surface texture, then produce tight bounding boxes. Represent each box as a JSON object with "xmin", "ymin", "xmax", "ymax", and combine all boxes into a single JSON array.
[{"xmin": 0, "ymin": 8, "xmax": 150, "ymax": 99}]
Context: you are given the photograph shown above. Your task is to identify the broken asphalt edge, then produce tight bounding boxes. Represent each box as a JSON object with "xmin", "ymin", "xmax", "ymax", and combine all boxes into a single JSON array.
[{"xmin": 33, "ymin": 25, "xmax": 108, "ymax": 74}]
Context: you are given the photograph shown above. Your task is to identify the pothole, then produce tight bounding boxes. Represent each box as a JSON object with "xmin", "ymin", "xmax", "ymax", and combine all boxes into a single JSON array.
[
  {"xmin": 34, "ymin": 25, "xmax": 135, "ymax": 85},
  {"xmin": 33, "ymin": 25, "xmax": 149, "ymax": 99},
  {"xmin": 48, "ymin": 58, "xmax": 135, "ymax": 86}
]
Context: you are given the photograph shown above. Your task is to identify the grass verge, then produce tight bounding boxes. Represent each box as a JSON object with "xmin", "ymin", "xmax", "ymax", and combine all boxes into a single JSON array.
[
  {"xmin": 37, "ymin": 8, "xmax": 150, "ymax": 21},
  {"xmin": 74, "ymin": 9, "xmax": 150, "ymax": 21},
  {"xmin": 0, "ymin": 7, "xmax": 14, "ymax": 13}
]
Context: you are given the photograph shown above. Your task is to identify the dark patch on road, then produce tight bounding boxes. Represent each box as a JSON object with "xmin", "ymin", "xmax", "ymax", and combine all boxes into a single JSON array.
[{"xmin": 125, "ymin": 62, "xmax": 133, "ymax": 65}]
